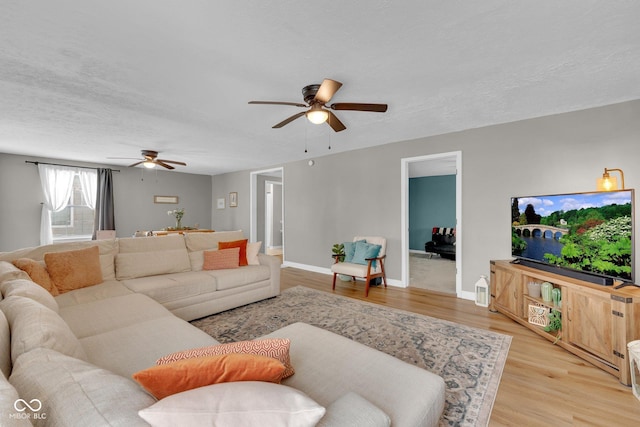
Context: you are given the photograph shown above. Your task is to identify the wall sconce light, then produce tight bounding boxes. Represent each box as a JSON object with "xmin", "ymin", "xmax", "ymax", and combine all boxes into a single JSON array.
[
  {"xmin": 596, "ymin": 168, "xmax": 625, "ymax": 191},
  {"xmin": 306, "ymin": 105, "xmax": 329, "ymax": 124}
]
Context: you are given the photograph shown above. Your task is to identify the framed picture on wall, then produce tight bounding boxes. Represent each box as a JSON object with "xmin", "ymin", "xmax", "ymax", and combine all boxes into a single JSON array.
[{"xmin": 229, "ymin": 192, "xmax": 238, "ymax": 207}]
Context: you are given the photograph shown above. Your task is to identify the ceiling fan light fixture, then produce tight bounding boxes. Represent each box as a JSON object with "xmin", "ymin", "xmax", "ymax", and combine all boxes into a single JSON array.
[
  {"xmin": 143, "ymin": 160, "xmax": 156, "ymax": 169},
  {"xmin": 306, "ymin": 106, "xmax": 329, "ymax": 124}
]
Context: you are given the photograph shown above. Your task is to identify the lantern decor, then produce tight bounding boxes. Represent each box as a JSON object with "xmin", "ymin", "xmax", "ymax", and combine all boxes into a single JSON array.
[{"xmin": 475, "ymin": 275, "xmax": 489, "ymax": 307}]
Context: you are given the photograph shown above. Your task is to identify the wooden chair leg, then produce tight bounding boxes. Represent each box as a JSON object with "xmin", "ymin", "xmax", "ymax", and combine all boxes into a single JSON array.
[
  {"xmin": 332, "ymin": 273, "xmax": 337, "ymax": 290},
  {"xmin": 381, "ymin": 262, "xmax": 387, "ymax": 288}
]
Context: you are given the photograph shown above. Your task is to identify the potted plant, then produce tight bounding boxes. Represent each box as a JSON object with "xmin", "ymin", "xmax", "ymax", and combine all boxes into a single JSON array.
[
  {"xmin": 544, "ymin": 309, "xmax": 562, "ymax": 344},
  {"xmin": 332, "ymin": 243, "xmax": 345, "ymax": 262}
]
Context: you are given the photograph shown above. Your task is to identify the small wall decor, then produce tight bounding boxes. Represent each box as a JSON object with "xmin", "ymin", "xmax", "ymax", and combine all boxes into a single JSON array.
[
  {"xmin": 217, "ymin": 198, "xmax": 225, "ymax": 209},
  {"xmin": 229, "ymin": 192, "xmax": 238, "ymax": 207},
  {"xmin": 154, "ymin": 195, "xmax": 178, "ymax": 204}
]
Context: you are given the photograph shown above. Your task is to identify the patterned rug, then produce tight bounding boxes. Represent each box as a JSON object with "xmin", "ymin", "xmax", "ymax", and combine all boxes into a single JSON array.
[{"xmin": 192, "ymin": 286, "xmax": 511, "ymax": 426}]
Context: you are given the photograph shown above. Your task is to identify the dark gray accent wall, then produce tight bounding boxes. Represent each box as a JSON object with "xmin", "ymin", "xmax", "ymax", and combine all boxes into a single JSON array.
[
  {"xmin": 210, "ymin": 100, "xmax": 640, "ymax": 293},
  {"xmin": 409, "ymin": 175, "xmax": 456, "ymax": 250},
  {"xmin": 0, "ymin": 154, "xmax": 212, "ymax": 251}
]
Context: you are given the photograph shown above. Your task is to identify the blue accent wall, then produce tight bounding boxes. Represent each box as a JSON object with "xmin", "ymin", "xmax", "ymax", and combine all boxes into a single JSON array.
[{"xmin": 409, "ymin": 175, "xmax": 456, "ymax": 250}]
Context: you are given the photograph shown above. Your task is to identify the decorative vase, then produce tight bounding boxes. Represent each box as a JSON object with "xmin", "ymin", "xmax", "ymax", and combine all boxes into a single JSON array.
[
  {"xmin": 541, "ymin": 282, "xmax": 553, "ymax": 302},
  {"xmin": 527, "ymin": 282, "xmax": 541, "ymax": 298},
  {"xmin": 552, "ymin": 288, "xmax": 561, "ymax": 307},
  {"xmin": 176, "ymin": 218, "xmax": 182, "ymax": 230}
]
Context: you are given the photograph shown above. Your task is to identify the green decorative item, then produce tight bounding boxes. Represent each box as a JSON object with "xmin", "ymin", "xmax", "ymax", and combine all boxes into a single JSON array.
[
  {"xmin": 552, "ymin": 288, "xmax": 561, "ymax": 307},
  {"xmin": 332, "ymin": 243, "xmax": 345, "ymax": 262},
  {"xmin": 541, "ymin": 282, "xmax": 553, "ymax": 302}
]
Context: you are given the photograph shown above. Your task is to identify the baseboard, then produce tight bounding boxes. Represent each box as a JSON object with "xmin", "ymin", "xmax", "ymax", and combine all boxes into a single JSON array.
[{"xmin": 282, "ymin": 261, "xmax": 405, "ymax": 287}]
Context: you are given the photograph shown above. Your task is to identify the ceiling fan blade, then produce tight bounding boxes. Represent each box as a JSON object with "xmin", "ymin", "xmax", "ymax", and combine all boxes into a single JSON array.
[
  {"xmin": 128, "ymin": 161, "xmax": 144, "ymax": 167},
  {"xmin": 249, "ymin": 101, "xmax": 307, "ymax": 108},
  {"xmin": 330, "ymin": 103, "xmax": 388, "ymax": 113},
  {"xmin": 155, "ymin": 160, "xmax": 175, "ymax": 170},
  {"xmin": 273, "ymin": 111, "xmax": 307, "ymax": 128},
  {"xmin": 314, "ymin": 79, "xmax": 342, "ymax": 104},
  {"xmin": 326, "ymin": 111, "xmax": 346, "ymax": 132},
  {"xmin": 157, "ymin": 159, "xmax": 187, "ymax": 166}
]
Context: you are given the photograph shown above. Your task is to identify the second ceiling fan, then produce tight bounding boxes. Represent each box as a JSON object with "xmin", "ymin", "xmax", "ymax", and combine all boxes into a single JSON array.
[{"xmin": 249, "ymin": 79, "xmax": 388, "ymax": 132}]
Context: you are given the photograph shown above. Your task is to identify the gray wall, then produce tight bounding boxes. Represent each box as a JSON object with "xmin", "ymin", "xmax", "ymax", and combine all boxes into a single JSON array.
[
  {"xmin": 0, "ymin": 154, "xmax": 212, "ymax": 251},
  {"xmin": 409, "ymin": 175, "xmax": 456, "ymax": 250},
  {"xmin": 210, "ymin": 100, "xmax": 640, "ymax": 294}
]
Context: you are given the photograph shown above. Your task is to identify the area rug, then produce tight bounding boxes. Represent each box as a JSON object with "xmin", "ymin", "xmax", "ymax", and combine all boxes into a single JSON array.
[{"xmin": 192, "ymin": 286, "xmax": 511, "ymax": 427}]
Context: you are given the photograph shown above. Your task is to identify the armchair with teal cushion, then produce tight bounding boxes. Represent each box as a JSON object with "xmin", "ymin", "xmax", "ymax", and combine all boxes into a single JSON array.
[{"xmin": 331, "ymin": 236, "xmax": 387, "ymax": 297}]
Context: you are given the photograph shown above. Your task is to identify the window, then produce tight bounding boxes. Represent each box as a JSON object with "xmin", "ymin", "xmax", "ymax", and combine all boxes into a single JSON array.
[{"xmin": 51, "ymin": 174, "xmax": 95, "ymax": 241}]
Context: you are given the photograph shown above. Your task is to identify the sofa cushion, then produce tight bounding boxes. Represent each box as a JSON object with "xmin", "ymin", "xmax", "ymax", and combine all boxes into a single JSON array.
[
  {"xmin": 203, "ymin": 265, "xmax": 270, "ymax": 291},
  {"xmin": 203, "ymin": 247, "xmax": 240, "ymax": 270},
  {"xmin": 0, "ymin": 311, "xmax": 10, "ymax": 379},
  {"xmin": 133, "ymin": 353, "xmax": 286, "ymax": 399},
  {"xmin": 219, "ymin": 239, "xmax": 249, "ymax": 266},
  {"xmin": 262, "ymin": 322, "xmax": 446, "ymax": 427},
  {"xmin": 317, "ymin": 392, "xmax": 391, "ymax": 427},
  {"xmin": 0, "ymin": 296, "xmax": 87, "ymax": 364},
  {"xmin": 10, "ymin": 258, "xmax": 58, "ymax": 295},
  {"xmin": 121, "ymin": 271, "xmax": 217, "ymax": 304},
  {"xmin": 0, "ymin": 278, "xmax": 59, "ymax": 313},
  {"xmin": 0, "ymin": 240, "xmax": 118, "ymax": 263},
  {"xmin": 118, "ymin": 234, "xmax": 186, "ymax": 253},
  {"xmin": 157, "ymin": 338, "xmax": 294, "ymax": 379},
  {"xmin": 45, "ymin": 246, "xmax": 103, "ymax": 294},
  {"xmin": 0, "ymin": 261, "xmax": 30, "ymax": 286},
  {"xmin": 58, "ymin": 293, "xmax": 174, "ymax": 339},
  {"xmin": 183, "ymin": 230, "xmax": 244, "ymax": 252},
  {"xmin": 9, "ymin": 348, "xmax": 154, "ymax": 427},
  {"xmin": 54, "ymin": 281, "xmax": 133, "ymax": 308},
  {"xmin": 115, "ymin": 248, "xmax": 191, "ymax": 280},
  {"xmin": 138, "ymin": 382, "xmax": 326, "ymax": 427},
  {"xmin": 0, "ymin": 370, "xmax": 32, "ymax": 427},
  {"xmin": 79, "ymin": 316, "xmax": 218, "ymax": 378}
]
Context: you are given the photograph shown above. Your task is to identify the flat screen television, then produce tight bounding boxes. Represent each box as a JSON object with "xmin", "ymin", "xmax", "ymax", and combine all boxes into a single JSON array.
[{"xmin": 511, "ymin": 189, "xmax": 634, "ymax": 286}]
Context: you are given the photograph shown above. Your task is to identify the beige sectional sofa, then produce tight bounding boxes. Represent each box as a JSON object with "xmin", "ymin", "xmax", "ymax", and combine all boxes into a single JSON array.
[{"xmin": 0, "ymin": 232, "xmax": 446, "ymax": 426}]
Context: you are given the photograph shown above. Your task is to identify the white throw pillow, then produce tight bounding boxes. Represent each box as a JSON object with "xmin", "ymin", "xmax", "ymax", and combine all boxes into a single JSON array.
[
  {"xmin": 247, "ymin": 241, "xmax": 262, "ymax": 265},
  {"xmin": 138, "ymin": 381, "xmax": 325, "ymax": 427}
]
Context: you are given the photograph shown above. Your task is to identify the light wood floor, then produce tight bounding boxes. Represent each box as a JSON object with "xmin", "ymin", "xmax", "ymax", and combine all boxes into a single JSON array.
[{"xmin": 281, "ymin": 267, "xmax": 640, "ymax": 426}]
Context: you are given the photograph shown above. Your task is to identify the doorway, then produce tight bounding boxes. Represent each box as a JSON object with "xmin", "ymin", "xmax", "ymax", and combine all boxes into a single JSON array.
[
  {"xmin": 250, "ymin": 167, "xmax": 284, "ymax": 260},
  {"xmin": 401, "ymin": 152, "xmax": 461, "ymax": 296}
]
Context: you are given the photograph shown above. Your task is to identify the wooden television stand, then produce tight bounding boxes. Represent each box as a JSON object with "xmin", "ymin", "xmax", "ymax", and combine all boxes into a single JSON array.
[{"xmin": 490, "ymin": 259, "xmax": 640, "ymax": 385}]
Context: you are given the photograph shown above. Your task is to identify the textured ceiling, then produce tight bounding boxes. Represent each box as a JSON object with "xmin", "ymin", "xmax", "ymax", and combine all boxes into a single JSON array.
[{"xmin": 1, "ymin": 1, "xmax": 639, "ymax": 176}]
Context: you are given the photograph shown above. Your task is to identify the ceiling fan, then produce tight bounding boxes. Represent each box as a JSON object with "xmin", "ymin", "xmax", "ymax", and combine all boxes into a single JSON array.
[
  {"xmin": 109, "ymin": 150, "xmax": 187, "ymax": 170},
  {"xmin": 248, "ymin": 79, "xmax": 388, "ymax": 132}
]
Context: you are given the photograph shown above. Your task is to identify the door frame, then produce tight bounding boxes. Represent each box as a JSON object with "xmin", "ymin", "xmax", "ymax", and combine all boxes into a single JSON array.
[
  {"xmin": 250, "ymin": 167, "xmax": 284, "ymax": 258},
  {"xmin": 400, "ymin": 151, "xmax": 463, "ymax": 297}
]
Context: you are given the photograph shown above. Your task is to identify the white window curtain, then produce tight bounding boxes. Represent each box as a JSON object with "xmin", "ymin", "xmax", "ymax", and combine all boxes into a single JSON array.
[
  {"xmin": 78, "ymin": 169, "xmax": 97, "ymax": 210},
  {"xmin": 37, "ymin": 164, "xmax": 76, "ymax": 245}
]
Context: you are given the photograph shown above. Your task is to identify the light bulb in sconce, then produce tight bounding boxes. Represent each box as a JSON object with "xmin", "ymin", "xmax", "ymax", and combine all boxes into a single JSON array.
[
  {"xmin": 143, "ymin": 161, "xmax": 156, "ymax": 169},
  {"xmin": 596, "ymin": 168, "xmax": 624, "ymax": 191},
  {"xmin": 306, "ymin": 105, "xmax": 329, "ymax": 124}
]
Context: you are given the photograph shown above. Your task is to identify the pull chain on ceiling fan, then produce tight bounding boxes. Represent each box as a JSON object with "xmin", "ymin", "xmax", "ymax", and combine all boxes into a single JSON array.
[{"xmin": 249, "ymin": 78, "xmax": 388, "ymax": 132}]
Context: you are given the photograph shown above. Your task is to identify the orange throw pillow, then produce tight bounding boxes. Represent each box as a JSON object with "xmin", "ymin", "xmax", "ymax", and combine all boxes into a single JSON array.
[
  {"xmin": 218, "ymin": 239, "xmax": 249, "ymax": 266},
  {"xmin": 132, "ymin": 353, "xmax": 285, "ymax": 400},
  {"xmin": 12, "ymin": 258, "xmax": 59, "ymax": 296},
  {"xmin": 203, "ymin": 247, "xmax": 240, "ymax": 270},
  {"xmin": 156, "ymin": 338, "xmax": 294, "ymax": 379},
  {"xmin": 44, "ymin": 246, "xmax": 103, "ymax": 294}
]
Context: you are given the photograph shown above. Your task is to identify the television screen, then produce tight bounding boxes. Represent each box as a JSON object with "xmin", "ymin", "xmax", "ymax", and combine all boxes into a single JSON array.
[{"xmin": 511, "ymin": 190, "xmax": 634, "ymax": 283}]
